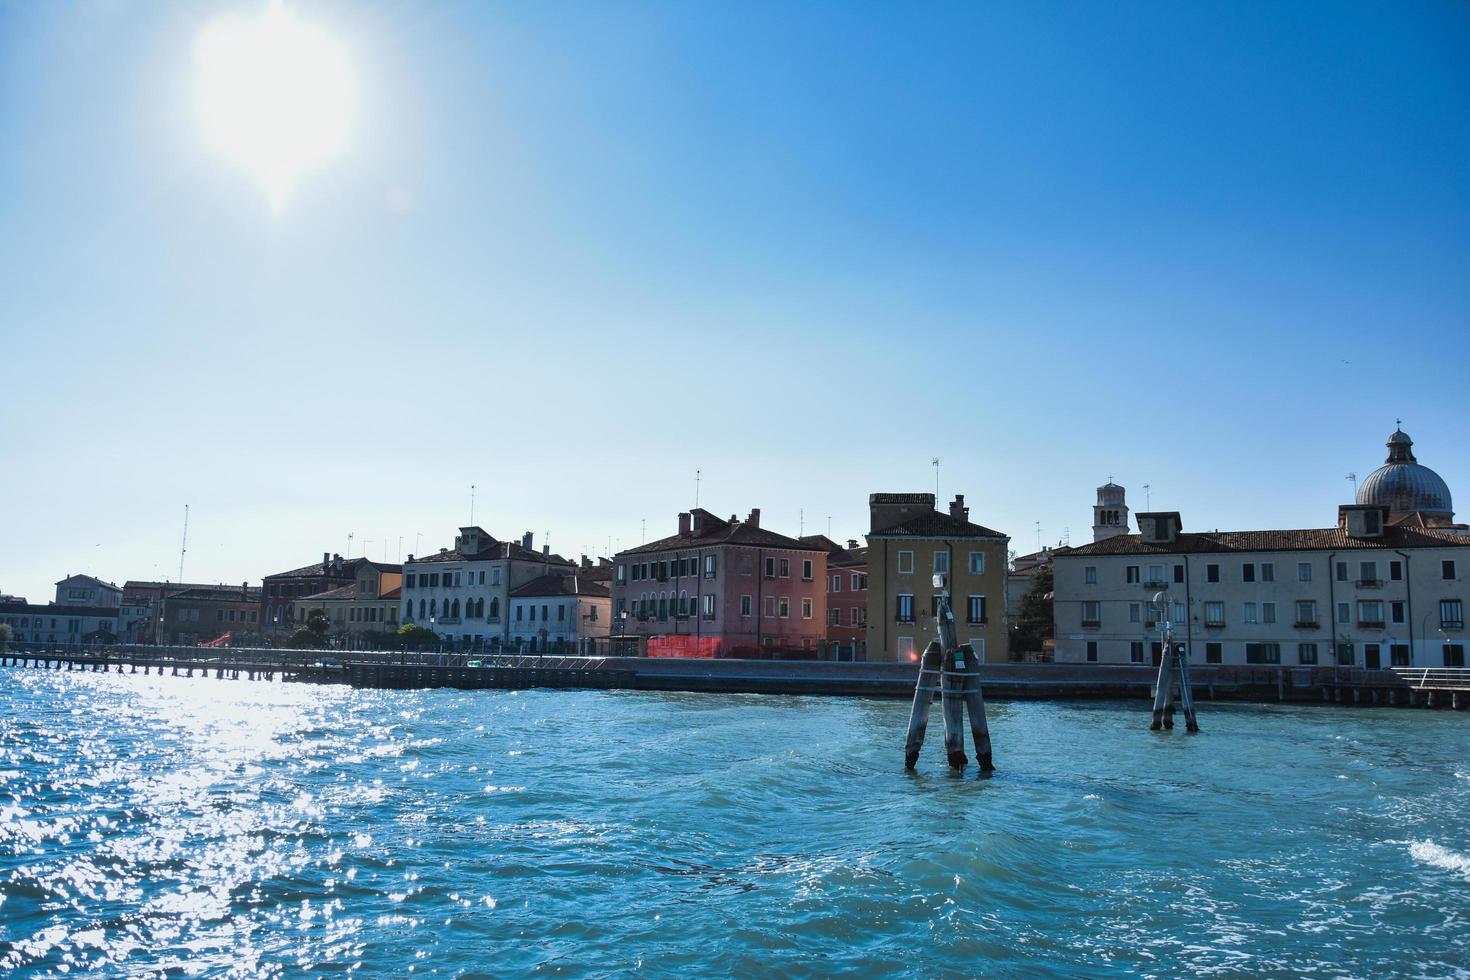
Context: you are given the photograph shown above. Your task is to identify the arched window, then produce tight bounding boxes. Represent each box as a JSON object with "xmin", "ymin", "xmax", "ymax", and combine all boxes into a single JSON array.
[
  {"xmin": 418, "ymin": 599, "xmax": 426, "ymax": 619},
  {"xmin": 452, "ymin": 599, "xmax": 461, "ymax": 618},
  {"xmin": 489, "ymin": 598, "xmax": 499, "ymax": 620},
  {"xmin": 430, "ymin": 599, "xmax": 437, "ymax": 617},
  {"xmin": 404, "ymin": 601, "xmax": 413, "ymax": 621}
]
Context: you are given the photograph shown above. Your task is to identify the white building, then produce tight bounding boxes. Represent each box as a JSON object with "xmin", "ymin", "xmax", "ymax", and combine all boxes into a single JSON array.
[
  {"xmin": 401, "ymin": 527, "xmax": 576, "ymax": 648},
  {"xmin": 1052, "ymin": 429, "xmax": 1469, "ymax": 669},
  {"xmin": 507, "ymin": 572, "xmax": 612, "ymax": 654},
  {"xmin": 54, "ymin": 574, "xmax": 122, "ymax": 608},
  {"xmin": 1, "ymin": 602, "xmax": 122, "ymax": 646}
]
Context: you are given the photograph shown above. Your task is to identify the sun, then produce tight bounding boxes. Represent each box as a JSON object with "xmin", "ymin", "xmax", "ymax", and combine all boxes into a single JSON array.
[{"xmin": 194, "ymin": 0, "xmax": 355, "ymax": 211}]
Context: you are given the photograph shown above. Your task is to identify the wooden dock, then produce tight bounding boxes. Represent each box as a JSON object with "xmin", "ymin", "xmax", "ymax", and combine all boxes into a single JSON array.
[{"xmin": 2, "ymin": 644, "xmax": 1467, "ymax": 708}]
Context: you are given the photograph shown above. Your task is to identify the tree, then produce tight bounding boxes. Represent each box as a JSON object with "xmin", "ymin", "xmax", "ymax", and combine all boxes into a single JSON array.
[
  {"xmin": 1011, "ymin": 566, "xmax": 1054, "ymax": 657},
  {"xmin": 396, "ymin": 623, "xmax": 438, "ymax": 649},
  {"xmin": 287, "ymin": 608, "xmax": 332, "ymax": 649},
  {"xmin": 0, "ymin": 623, "xmax": 11, "ymax": 651}
]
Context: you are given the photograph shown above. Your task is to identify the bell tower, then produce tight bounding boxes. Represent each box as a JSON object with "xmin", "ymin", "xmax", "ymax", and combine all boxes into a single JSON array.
[{"xmin": 1093, "ymin": 481, "xmax": 1129, "ymax": 542}]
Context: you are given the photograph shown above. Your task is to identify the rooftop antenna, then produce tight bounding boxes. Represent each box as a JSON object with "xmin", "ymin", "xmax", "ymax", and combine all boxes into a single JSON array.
[
  {"xmin": 1062, "ymin": 527, "xmax": 1070, "ymax": 547},
  {"xmin": 641, "ymin": 518, "xmax": 646, "ymax": 545},
  {"xmin": 414, "ymin": 531, "xmax": 422, "ymax": 556},
  {"xmin": 695, "ymin": 469, "xmax": 701, "ymax": 508},
  {"xmin": 932, "ymin": 457, "xmax": 940, "ymax": 498},
  {"xmin": 362, "ymin": 538, "xmax": 375, "ymax": 557},
  {"xmin": 470, "ymin": 484, "xmax": 476, "ymax": 525},
  {"xmin": 1143, "ymin": 484, "xmax": 1152, "ymax": 510},
  {"xmin": 177, "ymin": 504, "xmax": 189, "ymax": 583},
  {"xmin": 397, "ymin": 536, "xmax": 403, "ymax": 561},
  {"xmin": 1346, "ymin": 472, "xmax": 1357, "ymax": 495},
  {"xmin": 1035, "ymin": 521, "xmax": 1041, "ymax": 553},
  {"xmin": 827, "ymin": 515, "xmax": 832, "ymax": 537},
  {"xmin": 799, "ymin": 508, "xmax": 805, "ymax": 536},
  {"xmin": 346, "ymin": 530, "xmax": 354, "ymax": 556}
]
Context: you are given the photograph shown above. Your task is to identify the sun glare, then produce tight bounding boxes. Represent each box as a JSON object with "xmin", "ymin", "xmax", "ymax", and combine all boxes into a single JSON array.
[{"xmin": 194, "ymin": 0, "xmax": 355, "ymax": 211}]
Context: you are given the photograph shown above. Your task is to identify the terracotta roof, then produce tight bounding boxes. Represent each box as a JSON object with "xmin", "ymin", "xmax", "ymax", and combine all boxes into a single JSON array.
[
  {"xmin": 297, "ymin": 584, "xmax": 360, "ymax": 602},
  {"xmin": 1056, "ymin": 525, "xmax": 1470, "ymax": 557},
  {"xmin": 408, "ymin": 545, "xmax": 574, "ymax": 566},
  {"xmin": 380, "ymin": 586, "xmax": 402, "ymax": 601},
  {"xmin": 165, "ymin": 586, "xmax": 263, "ymax": 602},
  {"xmin": 55, "ymin": 574, "xmax": 121, "ymax": 591},
  {"xmin": 867, "ymin": 511, "xmax": 1008, "ymax": 540},
  {"xmin": 621, "ymin": 511, "xmax": 821, "ymax": 557},
  {"xmin": 510, "ymin": 574, "xmax": 612, "ymax": 599},
  {"xmin": 263, "ymin": 557, "xmax": 375, "ymax": 580}
]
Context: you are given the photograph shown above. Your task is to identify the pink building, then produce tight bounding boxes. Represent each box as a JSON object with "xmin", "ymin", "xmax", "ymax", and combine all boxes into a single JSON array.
[
  {"xmin": 611, "ymin": 508, "xmax": 828, "ymax": 658},
  {"xmin": 802, "ymin": 535, "xmax": 869, "ymax": 660}
]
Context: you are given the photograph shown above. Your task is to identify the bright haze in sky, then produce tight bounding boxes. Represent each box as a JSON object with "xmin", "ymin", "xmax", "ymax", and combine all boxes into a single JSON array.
[{"xmin": 0, "ymin": 1, "xmax": 1466, "ymax": 601}]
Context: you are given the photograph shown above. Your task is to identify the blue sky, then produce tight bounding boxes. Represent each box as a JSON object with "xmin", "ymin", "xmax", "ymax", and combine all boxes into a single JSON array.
[{"xmin": 2, "ymin": 1, "xmax": 1467, "ymax": 601}]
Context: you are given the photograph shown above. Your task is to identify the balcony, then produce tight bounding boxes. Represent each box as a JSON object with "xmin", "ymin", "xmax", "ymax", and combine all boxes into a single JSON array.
[
  {"xmin": 1294, "ymin": 620, "xmax": 1321, "ymax": 630},
  {"xmin": 1355, "ymin": 579, "xmax": 1384, "ymax": 589},
  {"xmin": 1204, "ymin": 620, "xmax": 1226, "ymax": 630},
  {"xmin": 1443, "ymin": 620, "xmax": 1465, "ymax": 630},
  {"xmin": 895, "ymin": 616, "xmax": 916, "ymax": 625},
  {"xmin": 1081, "ymin": 619, "xmax": 1101, "ymax": 629},
  {"xmin": 966, "ymin": 618, "xmax": 988, "ymax": 626},
  {"xmin": 1143, "ymin": 580, "xmax": 1168, "ymax": 590},
  {"xmin": 1358, "ymin": 619, "xmax": 1386, "ymax": 629}
]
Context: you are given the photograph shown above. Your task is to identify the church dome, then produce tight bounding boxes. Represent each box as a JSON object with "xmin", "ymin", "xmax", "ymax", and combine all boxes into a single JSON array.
[{"xmin": 1356, "ymin": 428, "xmax": 1453, "ymax": 518}]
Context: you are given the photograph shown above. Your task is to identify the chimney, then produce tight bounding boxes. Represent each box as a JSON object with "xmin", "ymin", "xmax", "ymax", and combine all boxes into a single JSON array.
[
  {"xmin": 439, "ymin": 547, "xmax": 448, "ymax": 555},
  {"xmin": 847, "ymin": 539, "xmax": 858, "ymax": 550},
  {"xmin": 242, "ymin": 581, "xmax": 248, "ymax": 600},
  {"xmin": 678, "ymin": 512, "xmax": 691, "ymax": 535},
  {"xmin": 949, "ymin": 494, "xmax": 969, "ymax": 521},
  {"xmin": 543, "ymin": 545, "xmax": 550, "ymax": 558},
  {"xmin": 581, "ymin": 555, "xmax": 592, "ymax": 568},
  {"xmin": 333, "ymin": 554, "xmax": 343, "ymax": 572},
  {"xmin": 522, "ymin": 532, "xmax": 533, "ymax": 552},
  {"xmin": 323, "ymin": 551, "xmax": 330, "ymax": 569},
  {"xmin": 747, "ymin": 508, "xmax": 761, "ymax": 529},
  {"xmin": 407, "ymin": 554, "xmax": 414, "ymax": 563}
]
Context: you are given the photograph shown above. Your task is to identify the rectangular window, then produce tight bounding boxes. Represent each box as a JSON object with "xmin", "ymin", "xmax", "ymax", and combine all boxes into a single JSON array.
[
  {"xmin": 1297, "ymin": 562, "xmax": 1312, "ymax": 583},
  {"xmin": 831, "ymin": 575, "xmax": 841, "ymax": 593},
  {"xmin": 968, "ymin": 552, "xmax": 985, "ymax": 575},
  {"xmin": 406, "ymin": 574, "xmax": 416, "ymax": 588},
  {"xmin": 1204, "ymin": 601, "xmax": 1224, "ymax": 626},
  {"xmin": 1335, "ymin": 562, "xmax": 1348, "ymax": 582},
  {"xmin": 764, "ymin": 596, "xmax": 776, "ymax": 617},
  {"xmin": 702, "ymin": 594, "xmax": 716, "ymax": 620},
  {"xmin": 765, "ymin": 557, "xmax": 776, "ymax": 578},
  {"xmin": 1129, "ymin": 602, "xmax": 1141, "ymax": 623},
  {"xmin": 852, "ymin": 573, "xmax": 863, "ymax": 591},
  {"xmin": 1391, "ymin": 644, "xmax": 1410, "ymax": 667},
  {"xmin": 1442, "ymin": 599, "xmax": 1465, "ymax": 629},
  {"xmin": 1261, "ymin": 563, "xmax": 1275, "ymax": 582},
  {"xmin": 897, "ymin": 636, "xmax": 916, "ymax": 660},
  {"xmin": 1445, "ymin": 644, "xmax": 1466, "ymax": 667},
  {"xmin": 1086, "ymin": 641, "xmax": 1098, "ymax": 663},
  {"xmin": 1244, "ymin": 602, "xmax": 1258, "ymax": 624},
  {"xmin": 704, "ymin": 555, "xmax": 716, "ymax": 579},
  {"xmin": 1147, "ymin": 565, "xmax": 1165, "ymax": 585},
  {"xmin": 829, "ymin": 608, "xmax": 840, "ymax": 626},
  {"xmin": 1173, "ymin": 564, "xmax": 1185, "ymax": 584},
  {"xmin": 896, "ymin": 594, "xmax": 914, "ymax": 623},
  {"xmin": 1126, "ymin": 565, "xmax": 1140, "ymax": 584},
  {"xmin": 778, "ymin": 558, "xmax": 790, "ymax": 578},
  {"xmin": 1206, "ymin": 564, "xmax": 1220, "ymax": 583},
  {"xmin": 967, "ymin": 595, "xmax": 987, "ymax": 624},
  {"xmin": 1359, "ymin": 561, "xmax": 1378, "ymax": 584},
  {"xmin": 1130, "ymin": 641, "xmax": 1144, "ymax": 663},
  {"xmin": 802, "ymin": 559, "xmax": 813, "ymax": 581},
  {"xmin": 1298, "ymin": 642, "xmax": 1318, "ymax": 665},
  {"xmin": 898, "ymin": 551, "xmax": 914, "ymax": 575},
  {"xmin": 933, "ymin": 551, "xmax": 949, "ymax": 574},
  {"xmin": 516, "ymin": 606, "xmax": 524, "ymax": 621},
  {"xmin": 741, "ymin": 595, "xmax": 752, "ymax": 617},
  {"xmin": 1336, "ymin": 642, "xmax": 1354, "ymax": 666},
  {"xmin": 1242, "ymin": 563, "xmax": 1256, "ymax": 583},
  {"xmin": 1262, "ymin": 602, "xmax": 1276, "ymax": 625},
  {"xmin": 1206, "ymin": 642, "xmax": 1222, "ymax": 664},
  {"xmin": 1082, "ymin": 600, "xmax": 1101, "ymax": 626},
  {"xmin": 1389, "ymin": 560, "xmax": 1403, "ymax": 582},
  {"xmin": 1245, "ymin": 642, "xmax": 1281, "ymax": 664},
  {"xmin": 1337, "ymin": 602, "xmax": 1351, "ymax": 625},
  {"xmin": 1358, "ymin": 600, "xmax": 1384, "ymax": 625},
  {"xmin": 852, "ymin": 607, "xmax": 865, "ymax": 627},
  {"xmin": 1391, "ymin": 601, "xmax": 1405, "ymax": 624},
  {"xmin": 1085, "ymin": 566, "xmax": 1098, "ymax": 585},
  {"xmin": 778, "ymin": 597, "xmax": 790, "ymax": 619},
  {"xmin": 1296, "ymin": 600, "xmax": 1317, "ymax": 625},
  {"xmin": 558, "ymin": 605, "xmax": 567, "ymax": 622},
  {"xmin": 802, "ymin": 598, "xmax": 813, "ymax": 619},
  {"xmin": 1444, "ymin": 560, "xmax": 1457, "ymax": 580}
]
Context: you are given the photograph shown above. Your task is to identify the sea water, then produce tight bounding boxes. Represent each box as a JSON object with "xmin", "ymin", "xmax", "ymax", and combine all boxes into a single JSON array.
[{"xmin": 1, "ymin": 667, "xmax": 1468, "ymax": 976}]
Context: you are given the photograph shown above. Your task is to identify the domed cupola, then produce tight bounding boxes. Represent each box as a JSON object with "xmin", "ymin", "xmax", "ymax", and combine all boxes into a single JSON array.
[{"xmin": 1356, "ymin": 427, "xmax": 1454, "ymax": 522}]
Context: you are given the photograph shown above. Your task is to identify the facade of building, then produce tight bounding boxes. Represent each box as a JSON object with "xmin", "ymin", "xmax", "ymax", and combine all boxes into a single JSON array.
[
  {"xmin": 507, "ymin": 573, "xmax": 612, "ymax": 653},
  {"xmin": 865, "ymin": 493, "xmax": 1011, "ymax": 662},
  {"xmin": 54, "ymin": 574, "xmax": 123, "ymax": 608},
  {"xmin": 261, "ymin": 554, "xmax": 387, "ymax": 631},
  {"xmin": 159, "ymin": 584, "xmax": 263, "ymax": 645},
  {"xmin": 1, "ymin": 603, "xmax": 122, "ymax": 646},
  {"xmin": 295, "ymin": 561, "xmax": 404, "ymax": 639},
  {"xmin": 803, "ymin": 535, "xmax": 868, "ymax": 660},
  {"xmin": 400, "ymin": 527, "xmax": 576, "ymax": 648},
  {"xmin": 122, "ymin": 580, "xmax": 221, "ymax": 644},
  {"xmin": 611, "ymin": 508, "xmax": 829, "ymax": 658},
  {"xmin": 1053, "ymin": 430, "xmax": 1468, "ymax": 668}
]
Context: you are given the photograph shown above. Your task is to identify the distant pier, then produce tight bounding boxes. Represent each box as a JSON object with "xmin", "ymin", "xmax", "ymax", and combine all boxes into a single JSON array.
[{"xmin": 3, "ymin": 645, "xmax": 1469, "ymax": 708}]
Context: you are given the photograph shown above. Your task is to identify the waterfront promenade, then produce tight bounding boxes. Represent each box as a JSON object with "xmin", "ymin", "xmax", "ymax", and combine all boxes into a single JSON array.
[{"xmin": 4, "ymin": 643, "xmax": 1469, "ymax": 708}]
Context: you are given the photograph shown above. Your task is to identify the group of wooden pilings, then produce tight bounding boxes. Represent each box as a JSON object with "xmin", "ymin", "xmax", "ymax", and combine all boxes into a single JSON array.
[
  {"xmin": 0, "ymin": 650, "xmax": 290, "ymax": 683},
  {"xmin": 903, "ymin": 592, "xmax": 994, "ymax": 774},
  {"xmin": 1323, "ymin": 685, "xmax": 1468, "ymax": 710}
]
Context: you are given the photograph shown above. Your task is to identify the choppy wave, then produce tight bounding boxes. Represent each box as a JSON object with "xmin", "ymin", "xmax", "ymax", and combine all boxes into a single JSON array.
[{"xmin": 2, "ymin": 668, "xmax": 1469, "ymax": 976}]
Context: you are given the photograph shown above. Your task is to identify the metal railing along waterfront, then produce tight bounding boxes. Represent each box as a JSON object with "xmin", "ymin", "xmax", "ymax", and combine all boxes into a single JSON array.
[{"xmin": 1392, "ymin": 667, "xmax": 1470, "ymax": 691}]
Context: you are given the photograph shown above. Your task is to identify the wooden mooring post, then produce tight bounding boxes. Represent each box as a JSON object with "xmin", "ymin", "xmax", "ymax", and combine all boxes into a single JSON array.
[{"xmin": 903, "ymin": 575, "xmax": 994, "ymax": 773}]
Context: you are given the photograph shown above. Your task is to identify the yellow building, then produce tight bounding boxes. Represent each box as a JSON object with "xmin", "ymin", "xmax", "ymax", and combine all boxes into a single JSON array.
[
  {"xmin": 295, "ymin": 562, "xmax": 403, "ymax": 638},
  {"xmin": 865, "ymin": 493, "xmax": 1010, "ymax": 662}
]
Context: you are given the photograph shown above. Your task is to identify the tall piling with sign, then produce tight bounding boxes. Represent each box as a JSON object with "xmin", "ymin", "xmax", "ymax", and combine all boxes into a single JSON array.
[
  {"xmin": 1148, "ymin": 590, "xmax": 1199, "ymax": 733},
  {"xmin": 904, "ymin": 574, "xmax": 995, "ymax": 773}
]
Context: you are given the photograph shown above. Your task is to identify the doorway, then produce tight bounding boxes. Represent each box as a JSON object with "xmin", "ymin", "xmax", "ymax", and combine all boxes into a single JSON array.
[{"xmin": 1364, "ymin": 643, "xmax": 1381, "ymax": 670}]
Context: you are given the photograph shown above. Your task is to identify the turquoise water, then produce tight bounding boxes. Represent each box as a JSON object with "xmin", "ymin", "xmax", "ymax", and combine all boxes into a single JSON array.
[{"xmin": 1, "ymin": 667, "xmax": 1468, "ymax": 977}]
